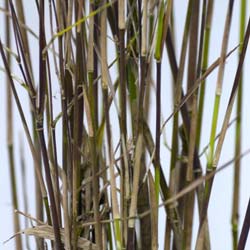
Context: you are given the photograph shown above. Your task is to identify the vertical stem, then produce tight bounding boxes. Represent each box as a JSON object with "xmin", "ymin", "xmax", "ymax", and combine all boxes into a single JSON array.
[
  {"xmin": 118, "ymin": 0, "xmax": 126, "ymax": 242},
  {"xmin": 5, "ymin": 1, "xmax": 22, "ymax": 249},
  {"xmin": 38, "ymin": 1, "xmax": 62, "ymax": 249},
  {"xmin": 103, "ymin": 89, "xmax": 122, "ymax": 250},
  {"xmin": 101, "ymin": 1, "xmax": 118, "ymax": 214},
  {"xmin": 47, "ymin": 57, "xmax": 62, "ymax": 227},
  {"xmin": 196, "ymin": 0, "xmax": 214, "ymax": 150},
  {"xmin": 183, "ymin": 1, "xmax": 199, "ymax": 249},
  {"xmin": 238, "ymin": 197, "xmax": 250, "ymax": 250},
  {"xmin": 232, "ymin": 1, "xmax": 246, "ymax": 248},
  {"xmin": 207, "ymin": 0, "xmax": 234, "ymax": 169},
  {"xmin": 155, "ymin": 62, "xmax": 161, "ymax": 205},
  {"xmin": 19, "ymin": 136, "xmax": 30, "ymax": 249},
  {"xmin": 154, "ymin": 61, "xmax": 161, "ymax": 250}
]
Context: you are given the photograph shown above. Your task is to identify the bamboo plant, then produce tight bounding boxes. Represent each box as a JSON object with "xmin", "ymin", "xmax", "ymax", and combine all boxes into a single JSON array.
[{"xmin": 1, "ymin": 1, "xmax": 250, "ymax": 250}]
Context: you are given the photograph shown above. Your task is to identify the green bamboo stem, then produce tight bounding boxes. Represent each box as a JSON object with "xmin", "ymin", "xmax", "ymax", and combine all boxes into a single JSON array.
[
  {"xmin": 232, "ymin": 1, "xmax": 246, "ymax": 248},
  {"xmin": 199, "ymin": 11, "xmax": 235, "ymax": 249},
  {"xmin": 72, "ymin": 4, "xmax": 86, "ymax": 246},
  {"xmin": 154, "ymin": 0, "xmax": 165, "ymax": 61},
  {"xmin": 207, "ymin": 0, "xmax": 234, "ymax": 169},
  {"xmin": 169, "ymin": 0, "xmax": 193, "ymax": 173},
  {"xmin": 201, "ymin": 9, "xmax": 235, "ymax": 242},
  {"xmin": 196, "ymin": 0, "xmax": 214, "ymax": 150}
]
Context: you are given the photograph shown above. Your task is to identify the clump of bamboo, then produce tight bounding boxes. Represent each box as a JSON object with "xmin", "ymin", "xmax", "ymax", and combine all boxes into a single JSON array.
[{"xmin": 1, "ymin": 1, "xmax": 250, "ymax": 250}]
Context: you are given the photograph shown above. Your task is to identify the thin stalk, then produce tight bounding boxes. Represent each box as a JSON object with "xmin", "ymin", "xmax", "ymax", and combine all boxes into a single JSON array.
[
  {"xmin": 37, "ymin": 1, "xmax": 62, "ymax": 249},
  {"xmin": 86, "ymin": 4, "xmax": 99, "ymax": 244},
  {"xmin": 14, "ymin": 0, "xmax": 34, "ymax": 83},
  {"xmin": 72, "ymin": 2, "xmax": 85, "ymax": 247},
  {"xmin": 8, "ymin": 0, "xmax": 36, "ymax": 101},
  {"xmin": 122, "ymin": 7, "xmax": 138, "ymax": 246},
  {"xmin": 154, "ymin": 5, "xmax": 176, "ymax": 244},
  {"xmin": 207, "ymin": 0, "xmax": 234, "ymax": 169},
  {"xmin": 128, "ymin": 134, "xmax": 143, "ymax": 249},
  {"xmin": 87, "ymin": 6, "xmax": 100, "ymax": 246},
  {"xmin": 148, "ymin": 171, "xmax": 158, "ymax": 250},
  {"xmin": 5, "ymin": 2, "xmax": 22, "ymax": 249},
  {"xmin": 19, "ymin": 136, "xmax": 30, "ymax": 250},
  {"xmin": 183, "ymin": 191, "xmax": 195, "ymax": 250},
  {"xmin": 195, "ymin": 0, "xmax": 206, "ymax": 77},
  {"xmin": 155, "ymin": 0, "xmax": 173, "ymax": 61},
  {"xmin": 118, "ymin": 0, "xmax": 127, "ymax": 244},
  {"xmin": 164, "ymin": 220, "xmax": 171, "ymax": 250},
  {"xmin": 238, "ymin": 197, "xmax": 250, "ymax": 250},
  {"xmin": 232, "ymin": 1, "xmax": 246, "ymax": 248},
  {"xmin": 196, "ymin": 0, "xmax": 214, "ymax": 150},
  {"xmin": 196, "ymin": 5, "xmax": 235, "ymax": 248},
  {"xmin": 87, "ymin": 2, "xmax": 95, "ymax": 124},
  {"xmin": 142, "ymin": 0, "xmax": 148, "ymax": 57},
  {"xmin": 89, "ymin": 133, "xmax": 103, "ymax": 250},
  {"xmin": 36, "ymin": 130, "xmax": 63, "ymax": 250},
  {"xmin": 46, "ymin": 56, "xmax": 61, "ymax": 227},
  {"xmin": 54, "ymin": 0, "xmax": 73, "ymax": 202},
  {"xmin": 183, "ymin": 1, "xmax": 200, "ymax": 249},
  {"xmin": 103, "ymin": 88, "xmax": 122, "ymax": 250},
  {"xmin": 166, "ymin": 2, "xmax": 193, "ymax": 247},
  {"xmin": 153, "ymin": 61, "xmax": 161, "ymax": 250},
  {"xmin": 154, "ymin": 0, "xmax": 173, "ymax": 206},
  {"xmin": 61, "ymin": 169, "xmax": 71, "ymax": 250},
  {"xmin": 186, "ymin": 0, "xmax": 199, "ymax": 182},
  {"xmin": 155, "ymin": 62, "xmax": 161, "ymax": 204},
  {"xmin": 170, "ymin": 0, "xmax": 193, "ymax": 174},
  {"xmin": 138, "ymin": 1, "xmax": 153, "ymax": 248},
  {"xmin": 93, "ymin": 0, "xmax": 100, "ymax": 129},
  {"xmin": 100, "ymin": 4, "xmax": 118, "ymax": 249}
]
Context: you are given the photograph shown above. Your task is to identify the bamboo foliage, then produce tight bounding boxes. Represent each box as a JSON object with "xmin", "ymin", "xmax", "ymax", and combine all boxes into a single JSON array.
[{"xmin": 1, "ymin": 1, "xmax": 250, "ymax": 250}]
